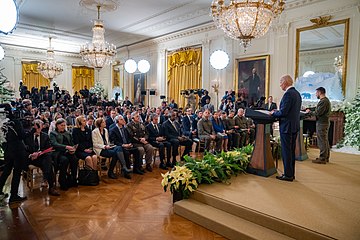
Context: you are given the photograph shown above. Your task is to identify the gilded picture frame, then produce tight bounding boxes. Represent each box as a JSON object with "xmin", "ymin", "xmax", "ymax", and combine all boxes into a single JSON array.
[
  {"xmin": 235, "ymin": 55, "xmax": 270, "ymax": 107},
  {"xmin": 112, "ymin": 62, "xmax": 125, "ymax": 89},
  {"xmin": 295, "ymin": 18, "xmax": 349, "ymax": 96}
]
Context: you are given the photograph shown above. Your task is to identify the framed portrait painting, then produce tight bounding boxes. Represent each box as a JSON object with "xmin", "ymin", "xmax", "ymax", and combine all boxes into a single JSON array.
[
  {"xmin": 133, "ymin": 73, "xmax": 146, "ymax": 106},
  {"xmin": 235, "ymin": 55, "xmax": 270, "ymax": 107},
  {"xmin": 112, "ymin": 63, "xmax": 124, "ymax": 100}
]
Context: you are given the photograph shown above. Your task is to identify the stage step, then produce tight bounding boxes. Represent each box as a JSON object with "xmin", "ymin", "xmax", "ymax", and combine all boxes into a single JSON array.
[
  {"xmin": 185, "ymin": 190, "xmax": 333, "ymax": 240},
  {"xmin": 174, "ymin": 198, "xmax": 293, "ymax": 240}
]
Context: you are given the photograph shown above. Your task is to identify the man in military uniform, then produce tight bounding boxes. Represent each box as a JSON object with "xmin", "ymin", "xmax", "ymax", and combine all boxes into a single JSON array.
[
  {"xmin": 306, "ymin": 87, "xmax": 331, "ymax": 164},
  {"xmin": 197, "ymin": 109, "xmax": 222, "ymax": 152},
  {"xmin": 234, "ymin": 108, "xmax": 255, "ymax": 147},
  {"xmin": 224, "ymin": 110, "xmax": 241, "ymax": 149},
  {"xmin": 126, "ymin": 111, "xmax": 154, "ymax": 171}
]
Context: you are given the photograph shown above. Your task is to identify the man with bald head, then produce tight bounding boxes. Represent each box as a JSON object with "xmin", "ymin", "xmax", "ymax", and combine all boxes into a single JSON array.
[{"xmin": 270, "ymin": 75, "xmax": 301, "ymax": 182}]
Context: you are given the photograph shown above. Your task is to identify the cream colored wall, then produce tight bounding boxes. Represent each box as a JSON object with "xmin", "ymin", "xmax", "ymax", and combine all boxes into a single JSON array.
[
  {"xmin": 0, "ymin": 0, "xmax": 359, "ymax": 108},
  {"xmin": 120, "ymin": 0, "xmax": 360, "ymax": 107},
  {"xmin": 0, "ymin": 47, "xmax": 113, "ymax": 99}
]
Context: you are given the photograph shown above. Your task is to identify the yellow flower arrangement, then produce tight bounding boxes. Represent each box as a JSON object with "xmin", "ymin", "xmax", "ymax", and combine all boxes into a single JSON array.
[
  {"xmin": 161, "ymin": 146, "xmax": 253, "ymax": 200},
  {"xmin": 161, "ymin": 166, "xmax": 198, "ymax": 199}
]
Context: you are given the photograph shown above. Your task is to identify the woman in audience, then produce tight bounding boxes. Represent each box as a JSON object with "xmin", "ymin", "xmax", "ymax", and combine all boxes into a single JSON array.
[
  {"xmin": 123, "ymin": 109, "xmax": 131, "ymax": 124},
  {"xmin": 212, "ymin": 110, "xmax": 229, "ymax": 152},
  {"xmin": 48, "ymin": 112, "xmax": 66, "ymax": 134},
  {"xmin": 92, "ymin": 118, "xmax": 131, "ymax": 179},
  {"xmin": 50, "ymin": 118, "xmax": 78, "ymax": 190},
  {"xmin": 72, "ymin": 116, "xmax": 98, "ymax": 170}
]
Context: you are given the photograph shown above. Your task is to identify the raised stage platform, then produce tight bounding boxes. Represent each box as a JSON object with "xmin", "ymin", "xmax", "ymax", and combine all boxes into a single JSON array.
[{"xmin": 174, "ymin": 149, "xmax": 360, "ymax": 240}]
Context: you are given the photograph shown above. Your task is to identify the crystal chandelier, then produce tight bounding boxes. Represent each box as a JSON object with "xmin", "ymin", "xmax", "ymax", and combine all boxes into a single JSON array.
[
  {"xmin": 38, "ymin": 37, "xmax": 63, "ymax": 81},
  {"xmin": 80, "ymin": 5, "xmax": 116, "ymax": 71},
  {"xmin": 334, "ymin": 56, "xmax": 343, "ymax": 73},
  {"xmin": 211, "ymin": 0, "xmax": 285, "ymax": 51}
]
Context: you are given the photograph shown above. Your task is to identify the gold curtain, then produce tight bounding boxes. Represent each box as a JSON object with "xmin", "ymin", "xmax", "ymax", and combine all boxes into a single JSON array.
[
  {"xmin": 167, "ymin": 48, "xmax": 202, "ymax": 108},
  {"xmin": 72, "ymin": 66, "xmax": 95, "ymax": 93},
  {"xmin": 22, "ymin": 62, "xmax": 50, "ymax": 90}
]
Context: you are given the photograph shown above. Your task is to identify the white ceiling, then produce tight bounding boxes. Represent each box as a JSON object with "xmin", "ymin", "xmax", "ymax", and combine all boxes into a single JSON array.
[
  {"xmin": 300, "ymin": 24, "xmax": 345, "ymax": 51},
  {"xmin": 0, "ymin": 0, "xmax": 306, "ymax": 54}
]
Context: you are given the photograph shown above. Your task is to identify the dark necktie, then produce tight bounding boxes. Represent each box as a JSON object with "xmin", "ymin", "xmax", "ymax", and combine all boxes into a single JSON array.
[
  {"xmin": 34, "ymin": 135, "xmax": 40, "ymax": 151},
  {"xmin": 171, "ymin": 121, "xmax": 178, "ymax": 132},
  {"xmin": 154, "ymin": 124, "xmax": 159, "ymax": 134},
  {"xmin": 119, "ymin": 128, "xmax": 127, "ymax": 143}
]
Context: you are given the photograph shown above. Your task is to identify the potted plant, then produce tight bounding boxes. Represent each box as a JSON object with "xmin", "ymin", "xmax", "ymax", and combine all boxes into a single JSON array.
[{"xmin": 161, "ymin": 165, "xmax": 198, "ymax": 203}]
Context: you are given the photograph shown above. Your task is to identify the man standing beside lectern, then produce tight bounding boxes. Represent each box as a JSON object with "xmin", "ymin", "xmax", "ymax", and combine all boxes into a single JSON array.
[
  {"xmin": 270, "ymin": 75, "xmax": 301, "ymax": 182},
  {"xmin": 306, "ymin": 87, "xmax": 331, "ymax": 164}
]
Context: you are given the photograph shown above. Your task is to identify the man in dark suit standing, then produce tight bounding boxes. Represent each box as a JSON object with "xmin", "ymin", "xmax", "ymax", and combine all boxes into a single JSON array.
[
  {"xmin": 270, "ymin": 75, "xmax": 301, "ymax": 181},
  {"xmin": 163, "ymin": 111, "xmax": 193, "ymax": 166},
  {"xmin": 24, "ymin": 120, "xmax": 60, "ymax": 196},
  {"xmin": 146, "ymin": 114, "xmax": 171, "ymax": 169}
]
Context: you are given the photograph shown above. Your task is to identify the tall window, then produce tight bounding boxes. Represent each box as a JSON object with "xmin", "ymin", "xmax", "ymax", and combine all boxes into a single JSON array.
[
  {"xmin": 167, "ymin": 47, "xmax": 202, "ymax": 108},
  {"xmin": 72, "ymin": 66, "xmax": 94, "ymax": 93},
  {"xmin": 22, "ymin": 61, "xmax": 50, "ymax": 90}
]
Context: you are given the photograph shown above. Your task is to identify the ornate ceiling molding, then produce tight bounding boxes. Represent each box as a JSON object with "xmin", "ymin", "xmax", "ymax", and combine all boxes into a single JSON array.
[
  {"xmin": 285, "ymin": 0, "xmax": 326, "ymax": 10},
  {"xmin": 289, "ymin": 1, "xmax": 359, "ymax": 23},
  {"xmin": 153, "ymin": 23, "xmax": 216, "ymax": 44},
  {"xmin": 2, "ymin": 44, "xmax": 81, "ymax": 58},
  {"xmin": 119, "ymin": 2, "xmax": 196, "ymax": 32},
  {"xmin": 300, "ymin": 47, "xmax": 343, "ymax": 56},
  {"xmin": 134, "ymin": 8, "xmax": 211, "ymax": 35}
]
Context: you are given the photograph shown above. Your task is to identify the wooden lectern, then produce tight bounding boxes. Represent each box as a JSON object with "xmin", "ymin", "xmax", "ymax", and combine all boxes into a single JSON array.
[{"xmin": 245, "ymin": 109, "xmax": 277, "ymax": 177}]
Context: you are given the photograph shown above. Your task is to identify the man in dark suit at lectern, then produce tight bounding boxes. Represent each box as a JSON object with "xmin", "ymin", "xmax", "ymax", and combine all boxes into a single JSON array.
[{"xmin": 270, "ymin": 75, "xmax": 301, "ymax": 182}]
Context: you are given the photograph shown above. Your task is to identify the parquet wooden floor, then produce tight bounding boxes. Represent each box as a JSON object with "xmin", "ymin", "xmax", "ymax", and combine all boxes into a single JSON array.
[{"xmin": 3, "ymin": 157, "xmax": 226, "ymax": 240}]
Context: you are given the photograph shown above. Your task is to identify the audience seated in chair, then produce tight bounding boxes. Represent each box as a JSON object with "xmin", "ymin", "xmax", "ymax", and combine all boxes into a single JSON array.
[
  {"xmin": 126, "ymin": 112, "xmax": 154, "ymax": 172},
  {"xmin": 162, "ymin": 111, "xmax": 193, "ymax": 166},
  {"xmin": 92, "ymin": 118, "xmax": 131, "ymax": 179},
  {"xmin": 234, "ymin": 108, "xmax": 255, "ymax": 147},
  {"xmin": 197, "ymin": 109, "xmax": 222, "ymax": 153},
  {"xmin": 146, "ymin": 113, "xmax": 172, "ymax": 170},
  {"xmin": 24, "ymin": 119, "xmax": 60, "ymax": 196},
  {"xmin": 211, "ymin": 110, "xmax": 229, "ymax": 152},
  {"xmin": 72, "ymin": 116, "xmax": 98, "ymax": 170},
  {"xmin": 49, "ymin": 118, "xmax": 78, "ymax": 190},
  {"xmin": 109, "ymin": 115, "xmax": 144, "ymax": 175},
  {"xmin": 224, "ymin": 110, "xmax": 241, "ymax": 149}
]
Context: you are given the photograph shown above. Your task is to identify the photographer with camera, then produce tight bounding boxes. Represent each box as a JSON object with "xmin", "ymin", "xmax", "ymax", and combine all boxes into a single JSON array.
[
  {"xmin": 200, "ymin": 90, "xmax": 210, "ymax": 107},
  {"xmin": 79, "ymin": 86, "xmax": 90, "ymax": 100},
  {"xmin": 183, "ymin": 90, "xmax": 196, "ymax": 112},
  {"xmin": 0, "ymin": 103, "xmax": 28, "ymax": 204}
]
